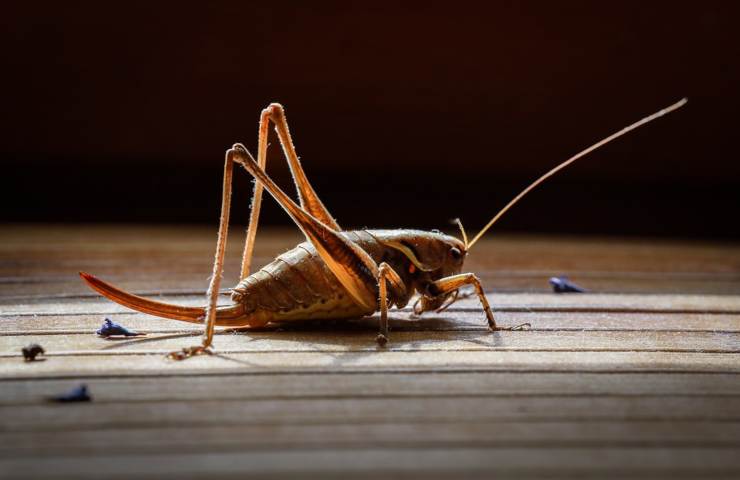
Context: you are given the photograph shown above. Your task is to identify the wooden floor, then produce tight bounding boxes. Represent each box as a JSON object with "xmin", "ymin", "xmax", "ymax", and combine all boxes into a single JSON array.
[{"xmin": 1, "ymin": 225, "xmax": 739, "ymax": 479}]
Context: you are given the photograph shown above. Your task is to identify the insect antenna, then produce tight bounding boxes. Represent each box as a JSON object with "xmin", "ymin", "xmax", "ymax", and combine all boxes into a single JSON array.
[
  {"xmin": 453, "ymin": 218, "xmax": 469, "ymax": 249},
  {"xmin": 466, "ymin": 98, "xmax": 687, "ymax": 250}
]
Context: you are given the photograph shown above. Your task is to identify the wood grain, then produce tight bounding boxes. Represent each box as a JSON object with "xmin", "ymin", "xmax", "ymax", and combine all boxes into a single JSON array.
[{"xmin": 0, "ymin": 225, "xmax": 738, "ymax": 479}]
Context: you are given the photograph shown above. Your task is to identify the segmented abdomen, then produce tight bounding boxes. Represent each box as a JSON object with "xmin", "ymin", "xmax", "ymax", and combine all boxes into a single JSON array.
[{"xmin": 231, "ymin": 231, "xmax": 383, "ymax": 323}]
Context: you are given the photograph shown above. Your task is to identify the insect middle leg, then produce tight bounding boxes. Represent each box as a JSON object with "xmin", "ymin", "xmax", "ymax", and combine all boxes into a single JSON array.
[
  {"xmin": 377, "ymin": 262, "xmax": 406, "ymax": 346},
  {"xmin": 425, "ymin": 274, "xmax": 530, "ymax": 331}
]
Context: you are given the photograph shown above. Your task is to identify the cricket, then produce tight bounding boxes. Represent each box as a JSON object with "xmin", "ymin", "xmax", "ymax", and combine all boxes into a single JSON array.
[{"xmin": 80, "ymin": 99, "xmax": 687, "ymax": 360}]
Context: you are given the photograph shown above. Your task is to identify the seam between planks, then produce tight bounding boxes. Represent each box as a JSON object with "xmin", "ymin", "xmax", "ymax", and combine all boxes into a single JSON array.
[
  {"xmin": 3, "ymin": 442, "xmax": 740, "ymax": 461},
  {"xmin": 3, "ymin": 328, "xmax": 739, "ymax": 336},
  {"xmin": 1, "ymin": 347, "xmax": 737, "ymax": 358},
  {"xmin": 3, "ymin": 369, "xmax": 740, "ymax": 382}
]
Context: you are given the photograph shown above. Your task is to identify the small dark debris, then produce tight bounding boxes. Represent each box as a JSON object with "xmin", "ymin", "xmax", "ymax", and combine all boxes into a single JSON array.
[
  {"xmin": 549, "ymin": 276, "xmax": 587, "ymax": 293},
  {"xmin": 96, "ymin": 318, "xmax": 145, "ymax": 338},
  {"xmin": 50, "ymin": 384, "xmax": 91, "ymax": 403},
  {"xmin": 22, "ymin": 343, "xmax": 45, "ymax": 361}
]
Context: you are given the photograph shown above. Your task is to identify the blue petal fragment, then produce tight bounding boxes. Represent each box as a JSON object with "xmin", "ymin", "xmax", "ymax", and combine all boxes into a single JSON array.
[
  {"xmin": 549, "ymin": 276, "xmax": 587, "ymax": 293},
  {"xmin": 96, "ymin": 318, "xmax": 143, "ymax": 337},
  {"xmin": 50, "ymin": 384, "xmax": 92, "ymax": 403}
]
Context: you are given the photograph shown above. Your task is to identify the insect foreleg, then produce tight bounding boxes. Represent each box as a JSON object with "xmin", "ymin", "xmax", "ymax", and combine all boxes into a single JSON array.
[
  {"xmin": 377, "ymin": 262, "xmax": 406, "ymax": 346},
  {"xmin": 424, "ymin": 274, "xmax": 530, "ymax": 331}
]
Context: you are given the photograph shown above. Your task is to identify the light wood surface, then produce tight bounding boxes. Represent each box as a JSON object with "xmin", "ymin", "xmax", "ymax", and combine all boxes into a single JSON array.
[{"xmin": 1, "ymin": 225, "xmax": 738, "ymax": 479}]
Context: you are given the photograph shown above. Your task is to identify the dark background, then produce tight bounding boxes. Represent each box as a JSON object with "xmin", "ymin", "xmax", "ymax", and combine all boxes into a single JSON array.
[{"xmin": 2, "ymin": 1, "xmax": 738, "ymax": 239}]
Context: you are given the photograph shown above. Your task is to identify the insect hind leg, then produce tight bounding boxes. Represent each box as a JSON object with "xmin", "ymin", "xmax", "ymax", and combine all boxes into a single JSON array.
[
  {"xmin": 240, "ymin": 104, "xmax": 341, "ymax": 280},
  {"xmin": 231, "ymin": 145, "xmax": 380, "ymax": 314},
  {"xmin": 266, "ymin": 104, "xmax": 340, "ymax": 230},
  {"xmin": 167, "ymin": 148, "xmax": 243, "ymax": 361}
]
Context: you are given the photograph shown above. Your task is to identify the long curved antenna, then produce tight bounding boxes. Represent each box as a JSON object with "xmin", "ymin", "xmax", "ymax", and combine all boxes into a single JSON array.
[{"xmin": 466, "ymin": 98, "xmax": 687, "ymax": 250}]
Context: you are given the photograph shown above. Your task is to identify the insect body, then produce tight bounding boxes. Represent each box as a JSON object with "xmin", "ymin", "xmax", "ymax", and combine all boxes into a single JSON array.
[
  {"xmin": 230, "ymin": 229, "xmax": 465, "ymax": 322},
  {"xmin": 80, "ymin": 100, "xmax": 687, "ymax": 359},
  {"xmin": 82, "ymin": 227, "xmax": 480, "ymax": 354}
]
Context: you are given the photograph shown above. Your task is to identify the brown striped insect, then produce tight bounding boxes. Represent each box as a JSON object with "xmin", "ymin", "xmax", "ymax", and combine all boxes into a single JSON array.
[{"xmin": 80, "ymin": 99, "xmax": 687, "ymax": 360}]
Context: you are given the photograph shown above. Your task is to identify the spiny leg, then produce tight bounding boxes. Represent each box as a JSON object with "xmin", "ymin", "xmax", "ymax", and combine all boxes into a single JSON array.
[
  {"xmin": 239, "ymin": 103, "xmax": 341, "ymax": 280},
  {"xmin": 425, "ymin": 273, "xmax": 530, "ymax": 331},
  {"xmin": 376, "ymin": 262, "xmax": 406, "ymax": 346},
  {"xmin": 167, "ymin": 150, "xmax": 238, "ymax": 360},
  {"xmin": 239, "ymin": 107, "xmax": 270, "ymax": 279},
  {"xmin": 268, "ymin": 104, "xmax": 340, "ymax": 230},
  {"xmin": 174, "ymin": 126, "xmax": 368, "ymax": 360},
  {"xmin": 232, "ymin": 145, "xmax": 425, "ymax": 345}
]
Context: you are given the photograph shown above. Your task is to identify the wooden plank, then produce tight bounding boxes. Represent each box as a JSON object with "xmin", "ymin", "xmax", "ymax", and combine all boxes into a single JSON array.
[
  {"xmin": 1, "ymin": 330, "xmax": 738, "ymax": 356},
  {"xmin": 2, "ymin": 420, "xmax": 740, "ymax": 458},
  {"xmin": 3, "ymin": 270, "xmax": 739, "ymax": 297},
  {"xmin": 1, "ymin": 447, "xmax": 738, "ymax": 478},
  {"xmin": 3, "ymin": 292, "xmax": 740, "ymax": 314},
  {"xmin": 3, "ymin": 396, "xmax": 739, "ymax": 432},
  {"xmin": 2, "ymin": 226, "xmax": 736, "ymax": 276},
  {"xmin": 3, "ymin": 311, "xmax": 739, "ymax": 334},
  {"xmin": 3, "ymin": 372, "xmax": 739, "ymax": 403},
  {"xmin": 2, "ymin": 226, "xmax": 738, "ymax": 298},
  {"xmin": 2, "ymin": 351, "xmax": 738, "ymax": 377}
]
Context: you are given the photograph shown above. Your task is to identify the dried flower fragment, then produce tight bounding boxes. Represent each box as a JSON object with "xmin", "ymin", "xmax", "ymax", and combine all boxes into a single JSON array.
[
  {"xmin": 50, "ymin": 384, "xmax": 92, "ymax": 403},
  {"xmin": 22, "ymin": 343, "xmax": 45, "ymax": 361},
  {"xmin": 96, "ymin": 318, "xmax": 145, "ymax": 337},
  {"xmin": 549, "ymin": 276, "xmax": 587, "ymax": 293}
]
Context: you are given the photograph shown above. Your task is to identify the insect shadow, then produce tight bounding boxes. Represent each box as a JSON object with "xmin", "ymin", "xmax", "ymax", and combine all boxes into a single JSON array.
[{"xmin": 98, "ymin": 313, "xmax": 477, "ymax": 357}]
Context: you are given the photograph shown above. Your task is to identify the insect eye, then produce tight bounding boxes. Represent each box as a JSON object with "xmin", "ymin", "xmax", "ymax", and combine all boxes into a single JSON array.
[{"xmin": 449, "ymin": 247, "xmax": 462, "ymax": 260}]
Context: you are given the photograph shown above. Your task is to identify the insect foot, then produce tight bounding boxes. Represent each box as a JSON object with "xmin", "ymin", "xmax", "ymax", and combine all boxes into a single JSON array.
[
  {"xmin": 166, "ymin": 345, "xmax": 214, "ymax": 361},
  {"xmin": 490, "ymin": 322, "xmax": 532, "ymax": 332}
]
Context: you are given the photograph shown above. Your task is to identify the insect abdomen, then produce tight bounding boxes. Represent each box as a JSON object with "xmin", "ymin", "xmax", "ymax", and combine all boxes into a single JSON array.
[
  {"xmin": 231, "ymin": 237, "xmax": 373, "ymax": 323},
  {"xmin": 230, "ymin": 230, "xmax": 423, "ymax": 325}
]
